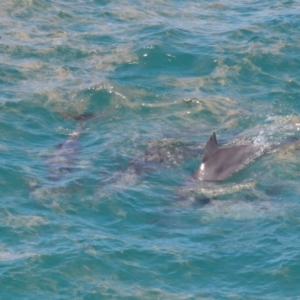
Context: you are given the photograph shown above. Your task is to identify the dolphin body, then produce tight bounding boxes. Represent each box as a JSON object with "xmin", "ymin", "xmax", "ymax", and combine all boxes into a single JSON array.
[
  {"xmin": 45, "ymin": 129, "xmax": 82, "ymax": 182},
  {"xmin": 192, "ymin": 132, "xmax": 261, "ymax": 181},
  {"xmin": 128, "ymin": 139, "xmax": 204, "ymax": 174},
  {"xmin": 192, "ymin": 131, "xmax": 300, "ymax": 182},
  {"xmin": 176, "ymin": 131, "xmax": 300, "ymax": 208},
  {"xmin": 99, "ymin": 139, "xmax": 204, "ymax": 192},
  {"xmin": 45, "ymin": 113, "xmax": 99, "ymax": 182}
]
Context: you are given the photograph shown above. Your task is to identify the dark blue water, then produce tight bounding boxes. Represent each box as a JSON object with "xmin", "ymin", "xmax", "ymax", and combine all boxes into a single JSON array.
[{"xmin": 1, "ymin": 0, "xmax": 300, "ymax": 298}]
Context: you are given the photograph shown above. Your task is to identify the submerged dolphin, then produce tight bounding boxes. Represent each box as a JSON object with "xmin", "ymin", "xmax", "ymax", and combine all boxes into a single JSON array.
[
  {"xmin": 128, "ymin": 139, "xmax": 203, "ymax": 174},
  {"xmin": 46, "ymin": 128, "xmax": 82, "ymax": 181},
  {"xmin": 193, "ymin": 132, "xmax": 260, "ymax": 181},
  {"xmin": 45, "ymin": 113, "xmax": 100, "ymax": 182},
  {"xmin": 98, "ymin": 138, "xmax": 204, "ymax": 192}
]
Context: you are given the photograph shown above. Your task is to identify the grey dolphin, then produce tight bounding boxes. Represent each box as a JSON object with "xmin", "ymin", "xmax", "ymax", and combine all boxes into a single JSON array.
[
  {"xmin": 177, "ymin": 131, "xmax": 300, "ymax": 207},
  {"xmin": 45, "ymin": 113, "xmax": 100, "ymax": 182},
  {"xmin": 128, "ymin": 139, "xmax": 203, "ymax": 174},
  {"xmin": 192, "ymin": 132, "xmax": 263, "ymax": 181},
  {"xmin": 46, "ymin": 128, "xmax": 82, "ymax": 181},
  {"xmin": 100, "ymin": 139, "xmax": 203, "ymax": 189},
  {"xmin": 192, "ymin": 132, "xmax": 300, "ymax": 182}
]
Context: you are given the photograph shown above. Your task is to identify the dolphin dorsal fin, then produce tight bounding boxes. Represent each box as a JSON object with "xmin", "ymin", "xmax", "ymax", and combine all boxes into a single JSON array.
[{"xmin": 202, "ymin": 132, "xmax": 219, "ymax": 161}]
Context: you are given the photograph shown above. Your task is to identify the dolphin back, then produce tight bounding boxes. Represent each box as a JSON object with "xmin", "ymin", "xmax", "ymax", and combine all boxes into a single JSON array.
[{"xmin": 193, "ymin": 132, "xmax": 257, "ymax": 181}]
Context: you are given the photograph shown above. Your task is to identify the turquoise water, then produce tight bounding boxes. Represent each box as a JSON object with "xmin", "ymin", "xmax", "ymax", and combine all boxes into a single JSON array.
[{"xmin": 1, "ymin": 0, "xmax": 300, "ymax": 298}]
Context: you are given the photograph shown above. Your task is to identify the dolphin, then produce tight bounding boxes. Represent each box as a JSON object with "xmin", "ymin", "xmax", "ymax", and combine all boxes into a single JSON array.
[
  {"xmin": 192, "ymin": 132, "xmax": 260, "ymax": 181},
  {"xmin": 128, "ymin": 138, "xmax": 204, "ymax": 174},
  {"xmin": 45, "ymin": 113, "xmax": 100, "ymax": 182},
  {"xmin": 193, "ymin": 132, "xmax": 300, "ymax": 182},
  {"xmin": 45, "ymin": 128, "xmax": 82, "ymax": 181},
  {"xmin": 98, "ymin": 138, "xmax": 204, "ymax": 193},
  {"xmin": 176, "ymin": 131, "xmax": 300, "ymax": 208}
]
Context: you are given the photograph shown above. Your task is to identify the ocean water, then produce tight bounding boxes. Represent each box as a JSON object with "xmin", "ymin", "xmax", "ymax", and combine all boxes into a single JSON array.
[{"xmin": 1, "ymin": 0, "xmax": 300, "ymax": 298}]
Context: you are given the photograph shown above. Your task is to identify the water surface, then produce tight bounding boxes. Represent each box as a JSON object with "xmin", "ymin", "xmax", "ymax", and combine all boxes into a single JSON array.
[{"xmin": 1, "ymin": 0, "xmax": 300, "ymax": 298}]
